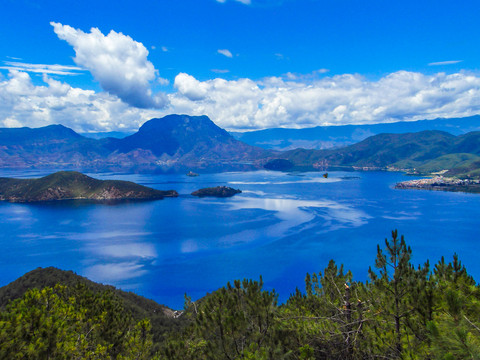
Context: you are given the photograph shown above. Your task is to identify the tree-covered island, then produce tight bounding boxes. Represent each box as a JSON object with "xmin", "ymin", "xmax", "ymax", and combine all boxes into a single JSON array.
[{"xmin": 0, "ymin": 171, "xmax": 178, "ymax": 202}]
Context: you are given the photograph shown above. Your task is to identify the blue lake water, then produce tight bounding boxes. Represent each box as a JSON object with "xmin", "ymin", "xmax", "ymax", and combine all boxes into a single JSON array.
[{"xmin": 0, "ymin": 169, "xmax": 479, "ymax": 309}]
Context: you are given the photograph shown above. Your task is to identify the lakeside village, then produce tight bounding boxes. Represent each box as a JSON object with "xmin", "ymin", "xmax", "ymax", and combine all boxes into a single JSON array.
[{"xmin": 395, "ymin": 176, "xmax": 480, "ymax": 192}]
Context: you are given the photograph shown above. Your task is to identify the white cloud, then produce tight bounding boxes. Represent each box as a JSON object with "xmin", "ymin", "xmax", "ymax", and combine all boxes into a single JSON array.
[
  {"xmin": 429, "ymin": 60, "xmax": 463, "ymax": 66},
  {"xmin": 157, "ymin": 77, "xmax": 170, "ymax": 86},
  {"xmin": 211, "ymin": 69, "xmax": 230, "ymax": 73},
  {"xmin": 0, "ymin": 61, "xmax": 84, "ymax": 75},
  {"xmin": 3, "ymin": 65, "xmax": 480, "ymax": 134},
  {"xmin": 169, "ymin": 70, "xmax": 480, "ymax": 130},
  {"xmin": 0, "ymin": 70, "xmax": 163, "ymax": 132},
  {"xmin": 161, "ymin": 46, "xmax": 168, "ymax": 52},
  {"xmin": 51, "ymin": 22, "xmax": 167, "ymax": 109},
  {"xmin": 85, "ymin": 262, "xmax": 147, "ymax": 282},
  {"xmin": 173, "ymin": 72, "xmax": 210, "ymax": 101},
  {"xmin": 217, "ymin": 49, "xmax": 233, "ymax": 58}
]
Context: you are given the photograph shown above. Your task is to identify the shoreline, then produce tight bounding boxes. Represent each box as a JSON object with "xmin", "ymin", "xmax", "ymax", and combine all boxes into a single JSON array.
[{"xmin": 395, "ymin": 176, "xmax": 480, "ymax": 194}]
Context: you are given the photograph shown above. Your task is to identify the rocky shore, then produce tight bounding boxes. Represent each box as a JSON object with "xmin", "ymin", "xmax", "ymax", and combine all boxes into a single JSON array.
[{"xmin": 395, "ymin": 176, "xmax": 480, "ymax": 193}]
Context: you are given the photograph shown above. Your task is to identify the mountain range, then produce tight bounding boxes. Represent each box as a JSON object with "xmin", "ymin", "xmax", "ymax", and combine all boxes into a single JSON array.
[
  {"xmin": 280, "ymin": 130, "xmax": 480, "ymax": 178},
  {"xmin": 0, "ymin": 114, "xmax": 270, "ymax": 172},
  {"xmin": 1, "ymin": 114, "xmax": 480, "ymax": 178},
  {"xmin": 232, "ymin": 115, "xmax": 480, "ymax": 151}
]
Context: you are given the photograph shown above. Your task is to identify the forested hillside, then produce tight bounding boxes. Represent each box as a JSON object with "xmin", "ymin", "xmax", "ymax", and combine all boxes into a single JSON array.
[{"xmin": 1, "ymin": 231, "xmax": 479, "ymax": 359}]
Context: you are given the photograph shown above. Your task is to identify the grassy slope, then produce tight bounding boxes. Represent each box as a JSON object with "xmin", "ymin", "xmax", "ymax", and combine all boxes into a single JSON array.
[{"xmin": 413, "ymin": 153, "xmax": 480, "ymax": 174}]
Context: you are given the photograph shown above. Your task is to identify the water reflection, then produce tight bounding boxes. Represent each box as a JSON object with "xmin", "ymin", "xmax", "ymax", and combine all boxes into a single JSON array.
[
  {"xmin": 2, "ymin": 170, "xmax": 479, "ymax": 309},
  {"xmin": 215, "ymin": 196, "xmax": 370, "ymax": 246},
  {"xmin": 229, "ymin": 178, "xmax": 340, "ymax": 185},
  {"xmin": 84, "ymin": 262, "xmax": 148, "ymax": 283}
]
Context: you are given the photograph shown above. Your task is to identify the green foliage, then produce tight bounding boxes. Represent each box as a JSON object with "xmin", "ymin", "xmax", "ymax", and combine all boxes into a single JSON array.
[
  {"xmin": 0, "ymin": 267, "xmax": 184, "ymax": 346},
  {"xmin": 0, "ymin": 284, "xmax": 155, "ymax": 359},
  {"xmin": 3, "ymin": 232, "xmax": 480, "ymax": 359},
  {"xmin": 281, "ymin": 260, "xmax": 369, "ymax": 359},
  {"xmin": 162, "ymin": 277, "xmax": 289, "ymax": 359},
  {"xmin": 413, "ymin": 153, "xmax": 480, "ymax": 174}
]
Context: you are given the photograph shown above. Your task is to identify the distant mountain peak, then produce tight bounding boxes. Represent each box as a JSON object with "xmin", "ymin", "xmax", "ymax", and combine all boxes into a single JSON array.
[
  {"xmin": 115, "ymin": 114, "xmax": 244, "ymax": 157},
  {"xmin": 0, "ymin": 114, "xmax": 268, "ymax": 172},
  {"xmin": 138, "ymin": 114, "xmax": 229, "ymax": 135}
]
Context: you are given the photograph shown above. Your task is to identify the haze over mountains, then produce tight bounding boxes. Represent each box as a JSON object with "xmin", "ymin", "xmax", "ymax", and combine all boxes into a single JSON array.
[{"xmin": 232, "ymin": 115, "xmax": 480, "ymax": 151}]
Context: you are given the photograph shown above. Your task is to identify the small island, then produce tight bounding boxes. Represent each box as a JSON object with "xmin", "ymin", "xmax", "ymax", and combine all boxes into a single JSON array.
[
  {"xmin": 264, "ymin": 159, "xmax": 294, "ymax": 171},
  {"xmin": 191, "ymin": 186, "xmax": 242, "ymax": 198},
  {"xmin": 0, "ymin": 171, "xmax": 178, "ymax": 202},
  {"xmin": 395, "ymin": 176, "xmax": 480, "ymax": 194}
]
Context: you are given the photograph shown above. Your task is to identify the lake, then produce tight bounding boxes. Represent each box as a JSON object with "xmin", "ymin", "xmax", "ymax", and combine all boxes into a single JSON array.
[{"xmin": 0, "ymin": 169, "xmax": 479, "ymax": 309}]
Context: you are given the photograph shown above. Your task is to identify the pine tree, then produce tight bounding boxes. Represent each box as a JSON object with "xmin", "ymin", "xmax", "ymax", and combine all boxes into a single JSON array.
[{"xmin": 368, "ymin": 230, "xmax": 415, "ymax": 358}]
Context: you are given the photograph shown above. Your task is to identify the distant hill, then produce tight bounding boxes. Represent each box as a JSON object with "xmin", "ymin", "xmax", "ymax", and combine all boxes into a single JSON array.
[
  {"xmin": 107, "ymin": 114, "xmax": 268, "ymax": 170},
  {"xmin": 0, "ymin": 171, "xmax": 177, "ymax": 202},
  {"xmin": 80, "ymin": 131, "xmax": 133, "ymax": 139},
  {"xmin": 232, "ymin": 115, "xmax": 480, "ymax": 151},
  {"xmin": 0, "ymin": 124, "xmax": 109, "ymax": 168},
  {"xmin": 1, "ymin": 114, "xmax": 479, "ymax": 176},
  {"xmin": 0, "ymin": 267, "xmax": 184, "ymax": 343},
  {"xmin": 0, "ymin": 115, "xmax": 271, "ymax": 172},
  {"xmin": 280, "ymin": 130, "xmax": 480, "ymax": 178}
]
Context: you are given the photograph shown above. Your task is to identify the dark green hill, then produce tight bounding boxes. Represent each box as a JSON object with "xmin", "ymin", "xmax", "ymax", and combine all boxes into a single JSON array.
[
  {"xmin": 0, "ymin": 171, "xmax": 178, "ymax": 202},
  {"xmin": 414, "ymin": 153, "xmax": 480, "ymax": 174},
  {"xmin": 446, "ymin": 159, "xmax": 480, "ymax": 178},
  {"xmin": 451, "ymin": 131, "xmax": 480, "ymax": 155},
  {"xmin": 324, "ymin": 130, "xmax": 455, "ymax": 167},
  {"xmin": 279, "ymin": 130, "xmax": 480, "ymax": 178},
  {"xmin": 0, "ymin": 267, "xmax": 185, "ymax": 343}
]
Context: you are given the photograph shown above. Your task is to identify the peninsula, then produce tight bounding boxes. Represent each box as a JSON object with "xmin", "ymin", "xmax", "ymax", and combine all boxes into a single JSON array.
[
  {"xmin": 0, "ymin": 171, "xmax": 178, "ymax": 202},
  {"xmin": 395, "ymin": 176, "xmax": 480, "ymax": 194}
]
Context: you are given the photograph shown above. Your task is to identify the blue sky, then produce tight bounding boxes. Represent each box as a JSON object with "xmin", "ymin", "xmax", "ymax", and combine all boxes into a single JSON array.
[{"xmin": 0, "ymin": 0, "xmax": 479, "ymax": 132}]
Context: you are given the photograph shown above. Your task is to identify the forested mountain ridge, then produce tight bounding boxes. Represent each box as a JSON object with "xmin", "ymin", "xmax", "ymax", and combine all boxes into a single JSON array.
[
  {"xmin": 1, "ymin": 231, "xmax": 480, "ymax": 359},
  {"xmin": 281, "ymin": 130, "xmax": 480, "ymax": 177},
  {"xmin": 0, "ymin": 267, "xmax": 185, "ymax": 351}
]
